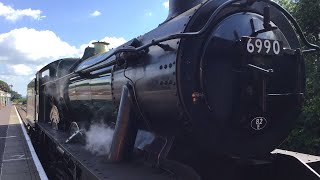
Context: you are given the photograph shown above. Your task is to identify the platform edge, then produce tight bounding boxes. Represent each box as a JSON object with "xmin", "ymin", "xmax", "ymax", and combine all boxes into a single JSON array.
[{"xmin": 14, "ymin": 106, "xmax": 48, "ymax": 180}]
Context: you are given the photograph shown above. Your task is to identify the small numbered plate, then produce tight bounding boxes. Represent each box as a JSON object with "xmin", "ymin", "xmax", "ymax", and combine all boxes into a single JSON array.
[
  {"xmin": 242, "ymin": 37, "xmax": 283, "ymax": 56},
  {"xmin": 251, "ymin": 117, "xmax": 268, "ymax": 131}
]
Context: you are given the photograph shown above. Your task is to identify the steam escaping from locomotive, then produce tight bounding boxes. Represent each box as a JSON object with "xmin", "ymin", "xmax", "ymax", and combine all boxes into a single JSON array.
[{"xmin": 85, "ymin": 123, "xmax": 114, "ymax": 156}]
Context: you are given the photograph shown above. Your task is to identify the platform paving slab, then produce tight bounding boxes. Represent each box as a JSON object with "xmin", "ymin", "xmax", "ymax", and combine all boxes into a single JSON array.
[
  {"xmin": 0, "ymin": 106, "xmax": 41, "ymax": 180},
  {"xmin": 0, "ymin": 106, "xmax": 11, "ymax": 170}
]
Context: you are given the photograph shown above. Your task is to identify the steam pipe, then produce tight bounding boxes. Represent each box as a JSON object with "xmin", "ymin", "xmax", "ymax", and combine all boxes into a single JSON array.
[{"xmin": 108, "ymin": 84, "xmax": 137, "ymax": 162}]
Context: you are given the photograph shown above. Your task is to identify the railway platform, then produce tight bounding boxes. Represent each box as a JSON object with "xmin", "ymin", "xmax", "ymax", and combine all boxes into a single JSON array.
[{"xmin": 0, "ymin": 105, "xmax": 47, "ymax": 180}]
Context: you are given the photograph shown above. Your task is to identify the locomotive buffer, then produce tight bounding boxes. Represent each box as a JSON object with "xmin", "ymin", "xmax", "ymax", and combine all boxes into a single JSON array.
[{"xmin": 0, "ymin": 105, "xmax": 47, "ymax": 180}]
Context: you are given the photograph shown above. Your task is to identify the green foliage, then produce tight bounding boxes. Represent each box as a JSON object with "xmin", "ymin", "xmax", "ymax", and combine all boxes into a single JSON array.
[
  {"xmin": 13, "ymin": 98, "xmax": 27, "ymax": 105},
  {"xmin": 294, "ymin": 0, "xmax": 320, "ymax": 41},
  {"xmin": 0, "ymin": 79, "xmax": 24, "ymax": 102},
  {"xmin": 10, "ymin": 90, "xmax": 22, "ymax": 101},
  {"xmin": 0, "ymin": 80, "xmax": 10, "ymax": 92},
  {"xmin": 277, "ymin": 0, "xmax": 320, "ymax": 155},
  {"xmin": 276, "ymin": 0, "xmax": 297, "ymax": 13}
]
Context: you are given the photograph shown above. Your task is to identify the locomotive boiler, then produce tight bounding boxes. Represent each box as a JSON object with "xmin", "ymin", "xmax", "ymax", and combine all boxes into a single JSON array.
[{"xmin": 28, "ymin": 0, "xmax": 320, "ymax": 179}]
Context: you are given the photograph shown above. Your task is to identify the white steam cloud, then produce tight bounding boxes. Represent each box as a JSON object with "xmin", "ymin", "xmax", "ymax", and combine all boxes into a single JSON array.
[{"xmin": 85, "ymin": 124, "xmax": 114, "ymax": 156}]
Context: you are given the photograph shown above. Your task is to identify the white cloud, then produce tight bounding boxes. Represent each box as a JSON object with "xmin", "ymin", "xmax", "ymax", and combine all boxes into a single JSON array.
[
  {"xmin": 10, "ymin": 64, "xmax": 33, "ymax": 76},
  {"xmin": 100, "ymin": 37, "xmax": 126, "ymax": 49},
  {"xmin": 0, "ymin": 2, "xmax": 45, "ymax": 22},
  {"xmin": 36, "ymin": 64, "xmax": 46, "ymax": 71},
  {"xmin": 0, "ymin": 28, "xmax": 126, "ymax": 96},
  {"xmin": 163, "ymin": 1, "xmax": 169, "ymax": 9},
  {"xmin": 90, "ymin": 10, "xmax": 101, "ymax": 17},
  {"xmin": 0, "ymin": 28, "xmax": 80, "ymax": 95},
  {"xmin": 0, "ymin": 56, "xmax": 9, "ymax": 61},
  {"xmin": 0, "ymin": 28, "xmax": 79, "ymax": 63},
  {"xmin": 79, "ymin": 36, "xmax": 126, "ymax": 55},
  {"xmin": 145, "ymin": 12, "xmax": 152, "ymax": 17}
]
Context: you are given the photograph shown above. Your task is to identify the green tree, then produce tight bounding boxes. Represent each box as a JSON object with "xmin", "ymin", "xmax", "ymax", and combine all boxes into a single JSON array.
[
  {"xmin": 10, "ymin": 90, "xmax": 22, "ymax": 101},
  {"xmin": 0, "ymin": 80, "xmax": 23, "ymax": 102},
  {"xmin": 276, "ymin": 0, "xmax": 297, "ymax": 13},
  {"xmin": 277, "ymin": 0, "xmax": 320, "ymax": 154},
  {"xmin": 0, "ymin": 80, "xmax": 10, "ymax": 92}
]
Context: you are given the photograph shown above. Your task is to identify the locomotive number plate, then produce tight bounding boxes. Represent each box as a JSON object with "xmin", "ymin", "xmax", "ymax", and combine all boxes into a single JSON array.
[{"xmin": 242, "ymin": 37, "xmax": 283, "ymax": 56}]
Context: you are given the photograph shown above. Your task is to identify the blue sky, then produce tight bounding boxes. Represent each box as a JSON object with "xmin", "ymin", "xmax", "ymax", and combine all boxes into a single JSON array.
[{"xmin": 0, "ymin": 0, "xmax": 169, "ymax": 95}]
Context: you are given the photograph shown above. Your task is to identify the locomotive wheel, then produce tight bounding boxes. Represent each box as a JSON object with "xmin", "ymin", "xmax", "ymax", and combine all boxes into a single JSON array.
[{"xmin": 50, "ymin": 104, "xmax": 60, "ymax": 130}]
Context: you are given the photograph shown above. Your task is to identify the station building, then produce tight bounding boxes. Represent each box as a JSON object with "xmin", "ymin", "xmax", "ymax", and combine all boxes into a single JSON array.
[{"xmin": 0, "ymin": 90, "xmax": 11, "ymax": 108}]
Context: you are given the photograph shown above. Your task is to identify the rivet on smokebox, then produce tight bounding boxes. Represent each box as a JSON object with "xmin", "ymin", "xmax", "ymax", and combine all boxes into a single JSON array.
[{"xmin": 192, "ymin": 92, "xmax": 204, "ymax": 104}]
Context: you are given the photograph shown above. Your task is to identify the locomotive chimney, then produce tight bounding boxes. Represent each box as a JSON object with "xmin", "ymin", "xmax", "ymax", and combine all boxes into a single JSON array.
[
  {"xmin": 93, "ymin": 41, "xmax": 110, "ymax": 55},
  {"xmin": 167, "ymin": 0, "xmax": 206, "ymax": 20}
]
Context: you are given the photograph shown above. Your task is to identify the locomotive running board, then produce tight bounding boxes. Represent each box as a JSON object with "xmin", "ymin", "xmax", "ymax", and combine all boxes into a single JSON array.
[
  {"xmin": 34, "ymin": 122, "xmax": 174, "ymax": 180},
  {"xmin": 33, "ymin": 121, "xmax": 320, "ymax": 180}
]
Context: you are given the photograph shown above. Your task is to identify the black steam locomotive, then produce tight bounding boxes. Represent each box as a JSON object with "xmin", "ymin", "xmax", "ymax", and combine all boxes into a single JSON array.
[{"xmin": 26, "ymin": 0, "xmax": 320, "ymax": 179}]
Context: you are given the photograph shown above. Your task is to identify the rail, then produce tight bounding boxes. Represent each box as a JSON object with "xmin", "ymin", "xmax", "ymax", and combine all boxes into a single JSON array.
[{"xmin": 15, "ymin": 105, "xmax": 27, "ymax": 126}]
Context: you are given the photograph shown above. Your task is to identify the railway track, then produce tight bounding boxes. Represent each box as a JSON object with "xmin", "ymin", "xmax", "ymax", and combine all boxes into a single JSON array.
[{"xmin": 15, "ymin": 104, "xmax": 27, "ymax": 125}]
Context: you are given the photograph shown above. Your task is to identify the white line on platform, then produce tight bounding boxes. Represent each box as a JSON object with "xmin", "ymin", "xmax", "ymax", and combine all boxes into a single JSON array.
[
  {"xmin": 14, "ymin": 106, "xmax": 49, "ymax": 180},
  {"xmin": 0, "ymin": 136, "xmax": 16, "ymax": 139},
  {"xmin": 11, "ymin": 154, "xmax": 25, "ymax": 158},
  {"xmin": 3, "ymin": 157, "xmax": 32, "ymax": 162}
]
